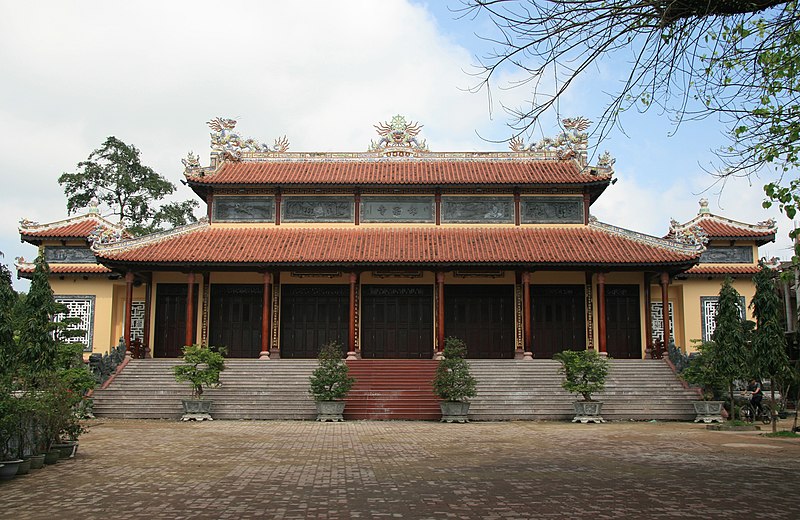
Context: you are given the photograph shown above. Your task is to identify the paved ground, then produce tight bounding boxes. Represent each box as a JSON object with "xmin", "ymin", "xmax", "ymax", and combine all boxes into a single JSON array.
[{"xmin": 1, "ymin": 419, "xmax": 799, "ymax": 519}]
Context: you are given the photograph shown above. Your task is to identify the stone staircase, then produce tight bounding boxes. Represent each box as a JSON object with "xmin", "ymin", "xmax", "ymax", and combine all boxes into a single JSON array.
[
  {"xmin": 92, "ymin": 358, "xmax": 698, "ymax": 421},
  {"xmin": 468, "ymin": 359, "xmax": 699, "ymax": 421},
  {"xmin": 92, "ymin": 359, "xmax": 318, "ymax": 420},
  {"xmin": 344, "ymin": 360, "xmax": 440, "ymax": 420}
]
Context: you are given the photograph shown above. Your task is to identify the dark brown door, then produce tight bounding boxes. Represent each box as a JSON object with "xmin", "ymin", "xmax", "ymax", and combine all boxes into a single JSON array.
[
  {"xmin": 531, "ymin": 285, "xmax": 586, "ymax": 359},
  {"xmin": 280, "ymin": 285, "xmax": 348, "ymax": 358},
  {"xmin": 605, "ymin": 284, "xmax": 642, "ymax": 359},
  {"xmin": 445, "ymin": 285, "xmax": 515, "ymax": 359},
  {"xmin": 209, "ymin": 284, "xmax": 262, "ymax": 358},
  {"xmin": 361, "ymin": 285, "xmax": 433, "ymax": 359},
  {"xmin": 153, "ymin": 283, "xmax": 197, "ymax": 358}
]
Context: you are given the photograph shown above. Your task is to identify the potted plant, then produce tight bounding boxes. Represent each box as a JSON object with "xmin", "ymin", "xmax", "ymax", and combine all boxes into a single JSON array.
[
  {"xmin": 173, "ymin": 345, "xmax": 226, "ymax": 421},
  {"xmin": 309, "ymin": 341, "xmax": 355, "ymax": 422},
  {"xmin": 0, "ymin": 382, "xmax": 23, "ymax": 480},
  {"xmin": 553, "ymin": 349, "xmax": 610, "ymax": 424},
  {"xmin": 432, "ymin": 337, "xmax": 477, "ymax": 423},
  {"xmin": 681, "ymin": 340, "xmax": 725, "ymax": 423}
]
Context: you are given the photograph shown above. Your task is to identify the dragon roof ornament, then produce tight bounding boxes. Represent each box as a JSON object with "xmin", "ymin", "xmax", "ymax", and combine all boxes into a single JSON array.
[
  {"xmin": 87, "ymin": 225, "xmax": 126, "ymax": 246},
  {"xmin": 368, "ymin": 115, "xmax": 429, "ymax": 156},
  {"xmin": 509, "ymin": 117, "xmax": 592, "ymax": 166},
  {"xmin": 207, "ymin": 117, "xmax": 289, "ymax": 162},
  {"xmin": 668, "ymin": 220, "xmax": 709, "ymax": 247}
]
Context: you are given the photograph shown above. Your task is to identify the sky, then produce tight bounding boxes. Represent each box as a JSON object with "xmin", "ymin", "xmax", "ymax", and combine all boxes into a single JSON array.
[{"xmin": 0, "ymin": 0, "xmax": 793, "ymax": 291}]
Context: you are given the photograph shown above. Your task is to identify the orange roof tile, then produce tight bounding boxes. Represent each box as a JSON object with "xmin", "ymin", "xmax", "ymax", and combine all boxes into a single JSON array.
[
  {"xmin": 189, "ymin": 159, "xmax": 609, "ymax": 186},
  {"xmin": 95, "ymin": 222, "xmax": 699, "ymax": 268},
  {"xmin": 695, "ymin": 218, "xmax": 775, "ymax": 239},
  {"xmin": 19, "ymin": 213, "xmax": 128, "ymax": 243},
  {"xmin": 684, "ymin": 265, "xmax": 761, "ymax": 276},
  {"xmin": 16, "ymin": 263, "xmax": 113, "ymax": 277}
]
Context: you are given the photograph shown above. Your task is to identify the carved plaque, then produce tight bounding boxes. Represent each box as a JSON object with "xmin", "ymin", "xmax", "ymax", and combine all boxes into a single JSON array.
[
  {"xmin": 699, "ymin": 246, "xmax": 753, "ymax": 264},
  {"xmin": 213, "ymin": 196, "xmax": 274, "ymax": 222},
  {"xmin": 521, "ymin": 196, "xmax": 584, "ymax": 224},
  {"xmin": 44, "ymin": 246, "xmax": 96, "ymax": 264},
  {"xmin": 361, "ymin": 196, "xmax": 434, "ymax": 222},
  {"xmin": 441, "ymin": 196, "xmax": 514, "ymax": 223},
  {"xmin": 282, "ymin": 197, "xmax": 353, "ymax": 222},
  {"xmin": 364, "ymin": 286, "xmax": 430, "ymax": 297}
]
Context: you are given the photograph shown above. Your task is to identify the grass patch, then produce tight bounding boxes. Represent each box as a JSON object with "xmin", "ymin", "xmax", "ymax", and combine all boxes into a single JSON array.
[{"xmin": 764, "ymin": 431, "xmax": 800, "ymax": 438}]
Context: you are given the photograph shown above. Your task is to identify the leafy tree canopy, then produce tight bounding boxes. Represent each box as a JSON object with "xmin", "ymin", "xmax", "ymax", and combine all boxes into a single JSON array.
[
  {"xmin": 58, "ymin": 136, "xmax": 198, "ymax": 236},
  {"xmin": 461, "ymin": 1, "xmax": 800, "ymax": 226}
]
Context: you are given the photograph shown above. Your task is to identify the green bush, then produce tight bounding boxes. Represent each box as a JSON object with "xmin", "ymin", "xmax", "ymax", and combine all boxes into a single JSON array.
[
  {"xmin": 432, "ymin": 337, "xmax": 477, "ymax": 402},
  {"xmin": 309, "ymin": 341, "xmax": 355, "ymax": 401},
  {"xmin": 173, "ymin": 345, "xmax": 226, "ymax": 399},
  {"xmin": 554, "ymin": 349, "xmax": 609, "ymax": 402}
]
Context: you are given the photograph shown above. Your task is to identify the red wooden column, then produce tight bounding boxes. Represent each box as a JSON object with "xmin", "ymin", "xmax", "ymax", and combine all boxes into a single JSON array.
[
  {"xmin": 522, "ymin": 271, "xmax": 533, "ymax": 360},
  {"xmin": 436, "ymin": 271, "xmax": 445, "ymax": 358},
  {"xmin": 142, "ymin": 275, "xmax": 152, "ymax": 358},
  {"xmin": 354, "ymin": 190, "xmax": 361, "ymax": 226},
  {"xmin": 124, "ymin": 272, "xmax": 134, "ymax": 358},
  {"xmin": 660, "ymin": 272, "xmax": 671, "ymax": 351},
  {"xmin": 275, "ymin": 189, "xmax": 282, "ymax": 226},
  {"xmin": 260, "ymin": 272, "xmax": 272, "ymax": 360},
  {"xmin": 597, "ymin": 273, "xmax": 607, "ymax": 354},
  {"xmin": 435, "ymin": 191, "xmax": 442, "ymax": 226},
  {"xmin": 185, "ymin": 273, "xmax": 195, "ymax": 347},
  {"xmin": 644, "ymin": 274, "xmax": 652, "ymax": 355},
  {"xmin": 514, "ymin": 190, "xmax": 521, "ymax": 226},
  {"xmin": 347, "ymin": 272, "xmax": 359, "ymax": 360}
]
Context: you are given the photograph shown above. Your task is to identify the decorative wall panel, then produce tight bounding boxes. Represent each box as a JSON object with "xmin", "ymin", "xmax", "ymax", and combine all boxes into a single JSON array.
[
  {"xmin": 54, "ymin": 295, "xmax": 95, "ymax": 352},
  {"xmin": 44, "ymin": 246, "xmax": 96, "ymax": 264},
  {"xmin": 441, "ymin": 196, "xmax": 514, "ymax": 223},
  {"xmin": 212, "ymin": 196, "xmax": 274, "ymax": 222},
  {"xmin": 360, "ymin": 196, "xmax": 434, "ymax": 222},
  {"xmin": 650, "ymin": 302, "xmax": 674, "ymax": 343},
  {"xmin": 521, "ymin": 196, "xmax": 584, "ymax": 224},
  {"xmin": 282, "ymin": 197, "xmax": 353, "ymax": 222},
  {"xmin": 699, "ymin": 246, "xmax": 754, "ymax": 264},
  {"xmin": 701, "ymin": 296, "xmax": 746, "ymax": 341},
  {"xmin": 130, "ymin": 300, "xmax": 145, "ymax": 343}
]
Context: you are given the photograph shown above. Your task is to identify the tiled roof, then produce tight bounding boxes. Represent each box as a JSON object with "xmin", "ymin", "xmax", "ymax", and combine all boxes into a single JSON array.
[
  {"xmin": 16, "ymin": 263, "xmax": 113, "ymax": 277},
  {"xmin": 95, "ymin": 222, "xmax": 700, "ymax": 267},
  {"xmin": 682, "ymin": 265, "xmax": 761, "ymax": 276},
  {"xmin": 668, "ymin": 213, "xmax": 776, "ymax": 245},
  {"xmin": 188, "ymin": 158, "xmax": 610, "ymax": 186},
  {"xmin": 19, "ymin": 213, "xmax": 127, "ymax": 243}
]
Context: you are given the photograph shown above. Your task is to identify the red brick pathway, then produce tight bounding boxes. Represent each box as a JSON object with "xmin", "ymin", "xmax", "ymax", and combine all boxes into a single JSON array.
[{"xmin": 1, "ymin": 419, "xmax": 798, "ymax": 519}]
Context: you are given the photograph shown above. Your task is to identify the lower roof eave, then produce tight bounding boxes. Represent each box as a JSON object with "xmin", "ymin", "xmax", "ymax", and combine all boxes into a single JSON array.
[{"xmin": 97, "ymin": 259, "xmax": 699, "ymax": 275}]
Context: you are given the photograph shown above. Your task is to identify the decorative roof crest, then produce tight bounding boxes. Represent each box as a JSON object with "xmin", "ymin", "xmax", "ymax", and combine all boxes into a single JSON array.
[
  {"xmin": 87, "ymin": 225, "xmax": 126, "ymax": 246},
  {"xmin": 698, "ymin": 198, "xmax": 710, "ymax": 214},
  {"xmin": 18, "ymin": 218, "xmax": 38, "ymax": 229},
  {"xmin": 509, "ymin": 117, "xmax": 591, "ymax": 165},
  {"xmin": 757, "ymin": 218, "xmax": 777, "ymax": 228},
  {"xmin": 668, "ymin": 221, "xmax": 709, "ymax": 247},
  {"xmin": 207, "ymin": 117, "xmax": 289, "ymax": 162},
  {"xmin": 368, "ymin": 115, "xmax": 429, "ymax": 156},
  {"xmin": 87, "ymin": 196, "xmax": 100, "ymax": 215},
  {"xmin": 595, "ymin": 150, "xmax": 615, "ymax": 175}
]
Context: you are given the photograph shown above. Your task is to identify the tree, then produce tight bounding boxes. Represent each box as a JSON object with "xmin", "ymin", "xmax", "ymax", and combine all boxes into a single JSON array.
[
  {"xmin": 16, "ymin": 253, "xmax": 61, "ymax": 376},
  {"xmin": 711, "ymin": 277, "xmax": 750, "ymax": 419},
  {"xmin": 460, "ymin": 1, "xmax": 800, "ymax": 214},
  {"xmin": 58, "ymin": 136, "xmax": 198, "ymax": 236},
  {"xmin": 749, "ymin": 263, "xmax": 791, "ymax": 432},
  {"xmin": 0, "ymin": 256, "xmax": 18, "ymax": 375}
]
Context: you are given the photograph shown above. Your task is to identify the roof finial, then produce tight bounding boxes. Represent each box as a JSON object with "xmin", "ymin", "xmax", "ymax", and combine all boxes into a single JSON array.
[
  {"xmin": 87, "ymin": 196, "xmax": 100, "ymax": 214},
  {"xmin": 698, "ymin": 198, "xmax": 710, "ymax": 215}
]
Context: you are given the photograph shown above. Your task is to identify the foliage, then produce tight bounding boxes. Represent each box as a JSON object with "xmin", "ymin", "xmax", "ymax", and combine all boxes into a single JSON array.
[
  {"xmin": 765, "ymin": 430, "xmax": 800, "ymax": 437},
  {"xmin": 0, "ymin": 260, "xmax": 18, "ymax": 375},
  {"xmin": 16, "ymin": 254, "xmax": 63, "ymax": 376},
  {"xmin": 432, "ymin": 337, "xmax": 478, "ymax": 402},
  {"xmin": 712, "ymin": 277, "xmax": 750, "ymax": 418},
  {"xmin": 554, "ymin": 349, "xmax": 610, "ymax": 401},
  {"xmin": 309, "ymin": 341, "xmax": 355, "ymax": 401},
  {"xmin": 681, "ymin": 340, "xmax": 726, "ymax": 400},
  {"xmin": 173, "ymin": 345, "xmax": 226, "ymax": 399},
  {"xmin": 0, "ymin": 377, "xmax": 19, "ymax": 460},
  {"xmin": 58, "ymin": 136, "xmax": 198, "ymax": 236}
]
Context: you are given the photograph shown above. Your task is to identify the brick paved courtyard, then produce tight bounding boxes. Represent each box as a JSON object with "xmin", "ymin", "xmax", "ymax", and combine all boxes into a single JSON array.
[{"xmin": 1, "ymin": 419, "xmax": 798, "ymax": 519}]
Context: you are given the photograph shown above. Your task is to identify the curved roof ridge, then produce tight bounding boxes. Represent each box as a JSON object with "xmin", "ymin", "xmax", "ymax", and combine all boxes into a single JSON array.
[
  {"xmin": 92, "ymin": 218, "xmax": 210, "ymax": 255},
  {"xmin": 589, "ymin": 219, "xmax": 704, "ymax": 255},
  {"xmin": 19, "ymin": 212, "xmax": 125, "ymax": 236}
]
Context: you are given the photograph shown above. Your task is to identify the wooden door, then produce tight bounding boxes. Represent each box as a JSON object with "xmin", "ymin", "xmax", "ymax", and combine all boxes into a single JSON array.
[
  {"xmin": 531, "ymin": 285, "xmax": 586, "ymax": 359},
  {"xmin": 209, "ymin": 284, "xmax": 262, "ymax": 358},
  {"xmin": 444, "ymin": 285, "xmax": 515, "ymax": 359},
  {"xmin": 153, "ymin": 283, "xmax": 197, "ymax": 358},
  {"xmin": 605, "ymin": 284, "xmax": 642, "ymax": 359},
  {"xmin": 361, "ymin": 285, "xmax": 433, "ymax": 359},
  {"xmin": 280, "ymin": 285, "xmax": 348, "ymax": 358}
]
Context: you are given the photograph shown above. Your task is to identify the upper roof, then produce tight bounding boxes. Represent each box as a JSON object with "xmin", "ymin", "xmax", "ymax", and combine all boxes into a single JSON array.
[
  {"xmin": 667, "ymin": 199, "xmax": 777, "ymax": 246},
  {"xmin": 93, "ymin": 219, "xmax": 700, "ymax": 270},
  {"xmin": 18, "ymin": 209, "xmax": 128, "ymax": 245},
  {"xmin": 183, "ymin": 115, "xmax": 616, "ymax": 191}
]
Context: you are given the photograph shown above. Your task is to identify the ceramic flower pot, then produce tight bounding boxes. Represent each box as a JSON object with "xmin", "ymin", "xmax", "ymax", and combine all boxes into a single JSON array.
[
  {"xmin": 0, "ymin": 460, "xmax": 23, "ymax": 480},
  {"xmin": 572, "ymin": 401, "xmax": 605, "ymax": 423},
  {"xmin": 692, "ymin": 401, "xmax": 724, "ymax": 423},
  {"xmin": 316, "ymin": 401, "xmax": 346, "ymax": 422},
  {"xmin": 440, "ymin": 401, "xmax": 470, "ymax": 423},
  {"xmin": 28, "ymin": 454, "xmax": 46, "ymax": 470}
]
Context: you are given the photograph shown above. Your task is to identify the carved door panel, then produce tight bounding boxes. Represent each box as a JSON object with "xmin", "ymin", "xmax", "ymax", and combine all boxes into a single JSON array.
[
  {"xmin": 280, "ymin": 285, "xmax": 349, "ymax": 358},
  {"xmin": 605, "ymin": 284, "xmax": 642, "ymax": 359},
  {"xmin": 531, "ymin": 285, "xmax": 586, "ymax": 359},
  {"xmin": 444, "ymin": 285, "xmax": 515, "ymax": 359},
  {"xmin": 209, "ymin": 284, "xmax": 263, "ymax": 358},
  {"xmin": 153, "ymin": 283, "xmax": 197, "ymax": 358},
  {"xmin": 361, "ymin": 285, "xmax": 433, "ymax": 359}
]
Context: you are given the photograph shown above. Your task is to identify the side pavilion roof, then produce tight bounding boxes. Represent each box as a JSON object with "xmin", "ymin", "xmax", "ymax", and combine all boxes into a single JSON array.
[
  {"xmin": 93, "ymin": 220, "xmax": 701, "ymax": 272},
  {"xmin": 19, "ymin": 212, "xmax": 128, "ymax": 245}
]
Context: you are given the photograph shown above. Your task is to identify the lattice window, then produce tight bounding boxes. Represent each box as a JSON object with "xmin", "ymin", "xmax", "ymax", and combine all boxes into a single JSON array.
[
  {"xmin": 54, "ymin": 296, "xmax": 95, "ymax": 352},
  {"xmin": 130, "ymin": 301, "xmax": 145, "ymax": 343},
  {"xmin": 700, "ymin": 296, "xmax": 746, "ymax": 342},
  {"xmin": 650, "ymin": 302, "xmax": 674, "ymax": 343}
]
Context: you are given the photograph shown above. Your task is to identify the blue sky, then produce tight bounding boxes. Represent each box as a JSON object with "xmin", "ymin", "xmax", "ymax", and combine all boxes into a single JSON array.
[{"xmin": 0, "ymin": 0, "xmax": 792, "ymax": 291}]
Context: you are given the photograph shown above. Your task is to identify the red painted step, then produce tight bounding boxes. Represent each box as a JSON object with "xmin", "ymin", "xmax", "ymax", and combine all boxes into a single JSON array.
[{"xmin": 344, "ymin": 360, "xmax": 441, "ymax": 420}]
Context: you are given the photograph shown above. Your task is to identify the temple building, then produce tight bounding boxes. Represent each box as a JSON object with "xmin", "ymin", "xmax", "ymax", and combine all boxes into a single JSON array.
[{"xmin": 17, "ymin": 116, "xmax": 777, "ymax": 361}]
